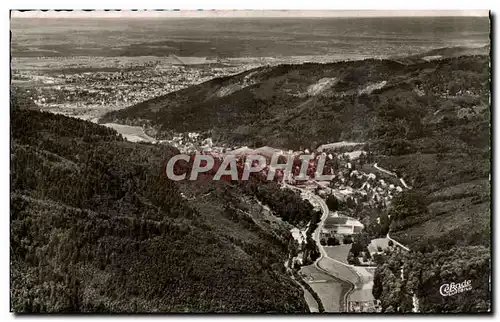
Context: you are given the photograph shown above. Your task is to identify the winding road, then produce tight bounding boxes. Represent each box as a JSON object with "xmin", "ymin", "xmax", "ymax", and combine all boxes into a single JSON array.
[
  {"xmin": 283, "ymin": 160, "xmax": 415, "ymax": 312},
  {"xmin": 283, "ymin": 182, "xmax": 359, "ymax": 312}
]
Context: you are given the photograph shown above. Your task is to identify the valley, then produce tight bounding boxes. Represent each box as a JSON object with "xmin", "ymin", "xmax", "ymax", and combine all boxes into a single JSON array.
[
  {"xmin": 10, "ymin": 14, "xmax": 491, "ymax": 313},
  {"xmin": 96, "ymin": 47, "xmax": 491, "ymax": 312}
]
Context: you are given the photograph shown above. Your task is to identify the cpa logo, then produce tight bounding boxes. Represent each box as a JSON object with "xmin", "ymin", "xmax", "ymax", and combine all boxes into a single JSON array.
[{"xmin": 440, "ymin": 280, "xmax": 472, "ymax": 297}]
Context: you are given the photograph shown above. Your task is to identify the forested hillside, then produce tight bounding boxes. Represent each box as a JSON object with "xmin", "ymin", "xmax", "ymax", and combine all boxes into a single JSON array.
[
  {"xmin": 101, "ymin": 49, "xmax": 490, "ymax": 254},
  {"xmin": 101, "ymin": 47, "xmax": 491, "ymax": 312},
  {"xmin": 372, "ymin": 245, "xmax": 490, "ymax": 312},
  {"xmin": 10, "ymin": 105, "xmax": 317, "ymax": 312},
  {"xmin": 101, "ymin": 47, "xmax": 489, "ymax": 152}
]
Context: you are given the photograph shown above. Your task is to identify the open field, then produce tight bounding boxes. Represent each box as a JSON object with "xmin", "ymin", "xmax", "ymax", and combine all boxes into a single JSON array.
[
  {"xmin": 102, "ymin": 123, "xmax": 157, "ymax": 143},
  {"xmin": 367, "ymin": 237, "xmax": 390, "ymax": 255},
  {"xmin": 324, "ymin": 245, "xmax": 351, "ymax": 264},
  {"xmin": 299, "ymin": 264, "xmax": 350, "ymax": 312},
  {"xmin": 309, "ymin": 282, "xmax": 342, "ymax": 312},
  {"xmin": 317, "ymin": 257, "xmax": 359, "ymax": 287}
]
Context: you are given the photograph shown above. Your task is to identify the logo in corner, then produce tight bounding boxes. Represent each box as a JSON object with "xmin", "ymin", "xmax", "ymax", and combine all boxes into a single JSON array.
[{"xmin": 439, "ymin": 280, "xmax": 473, "ymax": 297}]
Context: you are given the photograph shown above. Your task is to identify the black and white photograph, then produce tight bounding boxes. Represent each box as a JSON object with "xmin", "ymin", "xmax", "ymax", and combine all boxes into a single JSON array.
[{"xmin": 8, "ymin": 8, "xmax": 492, "ymax": 314}]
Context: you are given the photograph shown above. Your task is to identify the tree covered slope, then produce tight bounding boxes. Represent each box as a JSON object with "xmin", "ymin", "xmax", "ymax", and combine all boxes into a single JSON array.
[
  {"xmin": 101, "ymin": 50, "xmax": 490, "ymax": 251},
  {"xmin": 10, "ymin": 107, "xmax": 315, "ymax": 312},
  {"xmin": 101, "ymin": 48, "xmax": 491, "ymax": 312},
  {"xmin": 101, "ymin": 48, "xmax": 489, "ymax": 152}
]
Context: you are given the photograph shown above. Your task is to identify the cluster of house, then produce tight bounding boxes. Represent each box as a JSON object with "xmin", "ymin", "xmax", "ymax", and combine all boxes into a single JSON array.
[
  {"xmin": 313, "ymin": 151, "xmax": 403, "ymax": 209},
  {"xmin": 12, "ymin": 63, "xmax": 248, "ymax": 112},
  {"xmin": 158, "ymin": 138, "xmax": 404, "ymax": 211},
  {"xmin": 349, "ymin": 170, "xmax": 403, "ymax": 205},
  {"xmin": 158, "ymin": 132, "xmax": 214, "ymax": 153},
  {"xmin": 157, "ymin": 136, "xmax": 404, "ymax": 214}
]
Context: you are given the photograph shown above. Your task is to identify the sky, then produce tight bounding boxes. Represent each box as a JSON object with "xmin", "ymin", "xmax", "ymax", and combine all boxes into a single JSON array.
[{"xmin": 11, "ymin": 9, "xmax": 490, "ymax": 18}]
